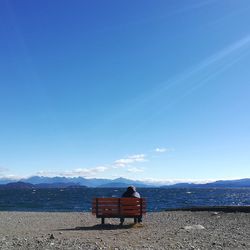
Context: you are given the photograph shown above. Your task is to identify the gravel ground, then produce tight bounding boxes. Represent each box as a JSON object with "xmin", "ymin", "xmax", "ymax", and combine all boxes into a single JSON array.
[{"xmin": 0, "ymin": 211, "xmax": 249, "ymax": 249}]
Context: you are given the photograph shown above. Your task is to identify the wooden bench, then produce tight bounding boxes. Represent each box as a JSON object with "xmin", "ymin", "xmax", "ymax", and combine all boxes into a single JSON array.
[{"xmin": 92, "ymin": 198, "xmax": 146, "ymax": 224}]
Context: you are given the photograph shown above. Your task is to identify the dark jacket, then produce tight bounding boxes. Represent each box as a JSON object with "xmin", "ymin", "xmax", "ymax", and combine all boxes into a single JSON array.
[{"xmin": 122, "ymin": 186, "xmax": 140, "ymax": 198}]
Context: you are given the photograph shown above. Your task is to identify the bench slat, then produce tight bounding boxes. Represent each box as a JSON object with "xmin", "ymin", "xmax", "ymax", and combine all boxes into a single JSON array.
[
  {"xmin": 93, "ymin": 210, "xmax": 146, "ymax": 214},
  {"xmin": 120, "ymin": 212, "xmax": 141, "ymax": 216},
  {"xmin": 93, "ymin": 204, "xmax": 121, "ymax": 208},
  {"xmin": 120, "ymin": 201, "xmax": 145, "ymax": 205},
  {"xmin": 124, "ymin": 206, "xmax": 146, "ymax": 210},
  {"xmin": 94, "ymin": 198, "xmax": 119, "ymax": 202}
]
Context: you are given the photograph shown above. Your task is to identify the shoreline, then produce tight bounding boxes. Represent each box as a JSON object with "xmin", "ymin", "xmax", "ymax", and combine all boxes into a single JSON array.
[
  {"xmin": 0, "ymin": 211, "xmax": 249, "ymax": 249},
  {"xmin": 1, "ymin": 205, "xmax": 250, "ymax": 213}
]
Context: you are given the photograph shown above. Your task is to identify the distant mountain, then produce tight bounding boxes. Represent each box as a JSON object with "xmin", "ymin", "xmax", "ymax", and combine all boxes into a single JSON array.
[
  {"xmin": 0, "ymin": 182, "xmax": 35, "ymax": 189},
  {"xmin": 1, "ymin": 176, "xmax": 250, "ymax": 188},
  {"xmin": 203, "ymin": 178, "xmax": 250, "ymax": 188},
  {"xmin": 206, "ymin": 178, "xmax": 250, "ymax": 187},
  {"xmin": 21, "ymin": 176, "xmax": 111, "ymax": 187},
  {"xmin": 162, "ymin": 183, "xmax": 197, "ymax": 188},
  {"xmin": 35, "ymin": 182, "xmax": 85, "ymax": 188},
  {"xmin": 20, "ymin": 176, "xmax": 149, "ymax": 188},
  {"xmin": 0, "ymin": 178, "xmax": 17, "ymax": 185},
  {"xmin": 98, "ymin": 182, "xmax": 133, "ymax": 188},
  {"xmin": 0, "ymin": 181, "xmax": 85, "ymax": 189},
  {"xmin": 162, "ymin": 178, "xmax": 250, "ymax": 188},
  {"xmin": 98, "ymin": 177, "xmax": 150, "ymax": 188}
]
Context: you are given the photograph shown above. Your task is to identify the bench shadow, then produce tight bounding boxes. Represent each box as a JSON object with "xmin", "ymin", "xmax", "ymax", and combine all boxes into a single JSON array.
[{"xmin": 57, "ymin": 224, "xmax": 136, "ymax": 231}]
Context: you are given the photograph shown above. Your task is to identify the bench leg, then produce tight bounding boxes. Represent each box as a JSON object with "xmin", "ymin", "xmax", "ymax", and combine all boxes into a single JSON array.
[
  {"xmin": 120, "ymin": 218, "xmax": 124, "ymax": 225},
  {"xmin": 101, "ymin": 218, "xmax": 105, "ymax": 224},
  {"xmin": 134, "ymin": 218, "xmax": 138, "ymax": 223},
  {"xmin": 138, "ymin": 216, "xmax": 142, "ymax": 223}
]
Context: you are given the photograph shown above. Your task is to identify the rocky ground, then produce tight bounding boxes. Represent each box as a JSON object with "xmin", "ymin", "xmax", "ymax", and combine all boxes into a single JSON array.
[{"xmin": 0, "ymin": 211, "xmax": 249, "ymax": 249}]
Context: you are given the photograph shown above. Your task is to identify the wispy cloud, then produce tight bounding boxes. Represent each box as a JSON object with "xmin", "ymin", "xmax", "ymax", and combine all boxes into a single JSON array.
[
  {"xmin": 155, "ymin": 148, "xmax": 168, "ymax": 153},
  {"xmin": 0, "ymin": 166, "xmax": 9, "ymax": 173},
  {"xmin": 1, "ymin": 146, "xmax": 174, "ymax": 179},
  {"xmin": 64, "ymin": 166, "xmax": 109, "ymax": 177},
  {"xmin": 114, "ymin": 154, "xmax": 147, "ymax": 167},
  {"xmin": 158, "ymin": 35, "xmax": 250, "ymax": 95},
  {"xmin": 127, "ymin": 167, "xmax": 144, "ymax": 173},
  {"xmin": 0, "ymin": 174, "xmax": 21, "ymax": 180},
  {"xmin": 121, "ymin": 35, "xmax": 250, "ymax": 126},
  {"xmin": 37, "ymin": 166, "xmax": 108, "ymax": 178},
  {"xmin": 35, "ymin": 153, "xmax": 148, "ymax": 178}
]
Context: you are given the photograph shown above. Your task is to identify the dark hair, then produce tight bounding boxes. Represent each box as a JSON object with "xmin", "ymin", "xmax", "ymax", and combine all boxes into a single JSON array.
[{"xmin": 127, "ymin": 186, "xmax": 136, "ymax": 194}]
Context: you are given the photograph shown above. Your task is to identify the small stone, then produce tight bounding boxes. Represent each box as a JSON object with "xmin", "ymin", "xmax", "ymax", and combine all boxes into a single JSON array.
[
  {"xmin": 49, "ymin": 234, "xmax": 55, "ymax": 239},
  {"xmin": 211, "ymin": 212, "xmax": 219, "ymax": 216},
  {"xmin": 183, "ymin": 225, "xmax": 205, "ymax": 230}
]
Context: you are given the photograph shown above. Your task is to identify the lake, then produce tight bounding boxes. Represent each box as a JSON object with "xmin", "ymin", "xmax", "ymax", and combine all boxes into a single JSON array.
[{"xmin": 0, "ymin": 188, "xmax": 250, "ymax": 212}]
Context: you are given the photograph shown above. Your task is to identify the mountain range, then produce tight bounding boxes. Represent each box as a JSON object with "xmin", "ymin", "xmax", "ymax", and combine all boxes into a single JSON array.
[
  {"xmin": 0, "ymin": 176, "xmax": 149, "ymax": 188},
  {"xmin": 162, "ymin": 178, "xmax": 250, "ymax": 188},
  {"xmin": 0, "ymin": 176, "xmax": 250, "ymax": 188}
]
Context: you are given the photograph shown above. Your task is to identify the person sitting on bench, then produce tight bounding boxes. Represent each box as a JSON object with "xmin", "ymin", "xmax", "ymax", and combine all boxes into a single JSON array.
[{"xmin": 120, "ymin": 186, "xmax": 142, "ymax": 225}]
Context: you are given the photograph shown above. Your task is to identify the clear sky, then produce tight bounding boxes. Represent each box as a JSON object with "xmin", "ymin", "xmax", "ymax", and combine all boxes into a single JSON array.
[{"xmin": 0, "ymin": 0, "xmax": 250, "ymax": 183}]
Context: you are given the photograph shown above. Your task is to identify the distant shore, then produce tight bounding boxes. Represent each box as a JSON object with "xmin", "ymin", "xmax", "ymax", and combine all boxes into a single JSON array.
[{"xmin": 0, "ymin": 211, "xmax": 249, "ymax": 249}]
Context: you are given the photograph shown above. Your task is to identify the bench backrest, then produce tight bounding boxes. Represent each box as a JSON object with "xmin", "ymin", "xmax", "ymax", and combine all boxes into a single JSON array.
[{"xmin": 92, "ymin": 198, "xmax": 146, "ymax": 217}]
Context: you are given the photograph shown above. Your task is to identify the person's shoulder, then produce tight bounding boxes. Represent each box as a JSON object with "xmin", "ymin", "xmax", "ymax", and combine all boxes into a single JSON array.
[
  {"xmin": 122, "ymin": 191, "xmax": 128, "ymax": 197},
  {"xmin": 133, "ymin": 192, "xmax": 140, "ymax": 198}
]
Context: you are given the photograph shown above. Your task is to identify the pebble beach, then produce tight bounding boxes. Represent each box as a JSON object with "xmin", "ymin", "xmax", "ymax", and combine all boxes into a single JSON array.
[{"xmin": 0, "ymin": 211, "xmax": 249, "ymax": 249}]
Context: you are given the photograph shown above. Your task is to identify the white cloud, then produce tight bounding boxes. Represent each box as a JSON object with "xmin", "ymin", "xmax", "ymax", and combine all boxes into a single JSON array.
[
  {"xmin": 35, "ymin": 153, "xmax": 148, "ymax": 178},
  {"xmin": 114, "ymin": 154, "xmax": 146, "ymax": 167},
  {"xmin": 0, "ymin": 174, "xmax": 22, "ymax": 180},
  {"xmin": 68, "ymin": 166, "xmax": 108, "ymax": 176},
  {"xmin": 0, "ymin": 166, "xmax": 8, "ymax": 173},
  {"xmin": 127, "ymin": 167, "xmax": 144, "ymax": 173},
  {"xmin": 155, "ymin": 148, "xmax": 167, "ymax": 153},
  {"xmin": 36, "ymin": 166, "xmax": 109, "ymax": 178},
  {"xmin": 36, "ymin": 170, "xmax": 57, "ymax": 176},
  {"xmin": 155, "ymin": 147, "xmax": 174, "ymax": 153}
]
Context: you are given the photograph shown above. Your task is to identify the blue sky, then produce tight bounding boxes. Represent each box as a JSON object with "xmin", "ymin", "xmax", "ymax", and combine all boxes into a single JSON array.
[{"xmin": 0, "ymin": 0, "xmax": 250, "ymax": 183}]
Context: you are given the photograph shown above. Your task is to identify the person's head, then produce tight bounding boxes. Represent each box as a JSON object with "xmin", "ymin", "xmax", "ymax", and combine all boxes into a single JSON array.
[{"xmin": 127, "ymin": 186, "xmax": 136, "ymax": 193}]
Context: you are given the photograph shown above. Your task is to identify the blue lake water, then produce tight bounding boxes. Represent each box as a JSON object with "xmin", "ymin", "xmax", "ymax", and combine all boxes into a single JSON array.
[{"xmin": 0, "ymin": 188, "xmax": 250, "ymax": 212}]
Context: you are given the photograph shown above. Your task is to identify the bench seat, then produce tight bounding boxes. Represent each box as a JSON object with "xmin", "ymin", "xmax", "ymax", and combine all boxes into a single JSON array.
[{"xmin": 92, "ymin": 197, "xmax": 146, "ymax": 224}]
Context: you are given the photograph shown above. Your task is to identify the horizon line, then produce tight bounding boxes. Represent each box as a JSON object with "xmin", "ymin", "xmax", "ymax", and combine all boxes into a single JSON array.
[{"xmin": 0, "ymin": 175, "xmax": 249, "ymax": 185}]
